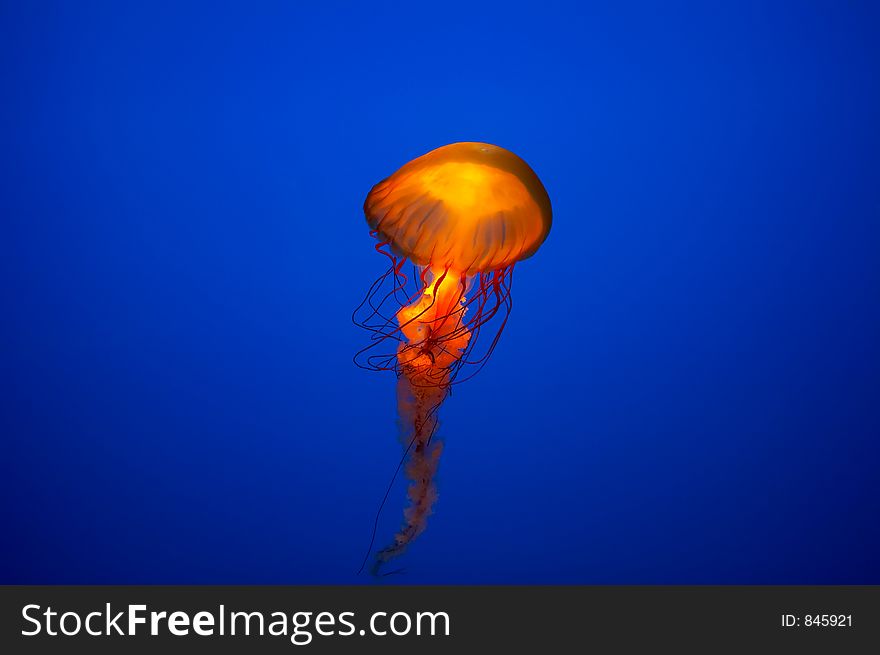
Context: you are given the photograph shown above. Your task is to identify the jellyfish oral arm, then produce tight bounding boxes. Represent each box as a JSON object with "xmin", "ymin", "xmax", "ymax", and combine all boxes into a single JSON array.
[
  {"xmin": 397, "ymin": 268, "xmax": 471, "ymax": 373},
  {"xmin": 373, "ymin": 268, "xmax": 470, "ymax": 569},
  {"xmin": 353, "ymin": 254, "xmax": 515, "ymax": 574}
]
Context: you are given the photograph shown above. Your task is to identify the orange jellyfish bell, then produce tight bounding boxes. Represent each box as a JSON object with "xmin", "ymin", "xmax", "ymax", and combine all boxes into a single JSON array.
[
  {"xmin": 364, "ymin": 142, "xmax": 552, "ymax": 274},
  {"xmin": 354, "ymin": 142, "xmax": 551, "ymax": 575}
]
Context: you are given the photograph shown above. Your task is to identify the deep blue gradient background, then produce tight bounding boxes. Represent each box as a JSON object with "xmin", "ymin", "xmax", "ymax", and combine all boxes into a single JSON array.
[{"xmin": 2, "ymin": 1, "xmax": 879, "ymax": 584}]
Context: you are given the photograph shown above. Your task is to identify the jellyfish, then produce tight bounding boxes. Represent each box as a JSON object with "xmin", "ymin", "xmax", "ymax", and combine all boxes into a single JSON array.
[{"xmin": 353, "ymin": 142, "xmax": 551, "ymax": 574}]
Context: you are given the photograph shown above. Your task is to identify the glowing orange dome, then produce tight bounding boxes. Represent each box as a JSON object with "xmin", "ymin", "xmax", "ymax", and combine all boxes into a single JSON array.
[{"xmin": 363, "ymin": 142, "xmax": 552, "ymax": 274}]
